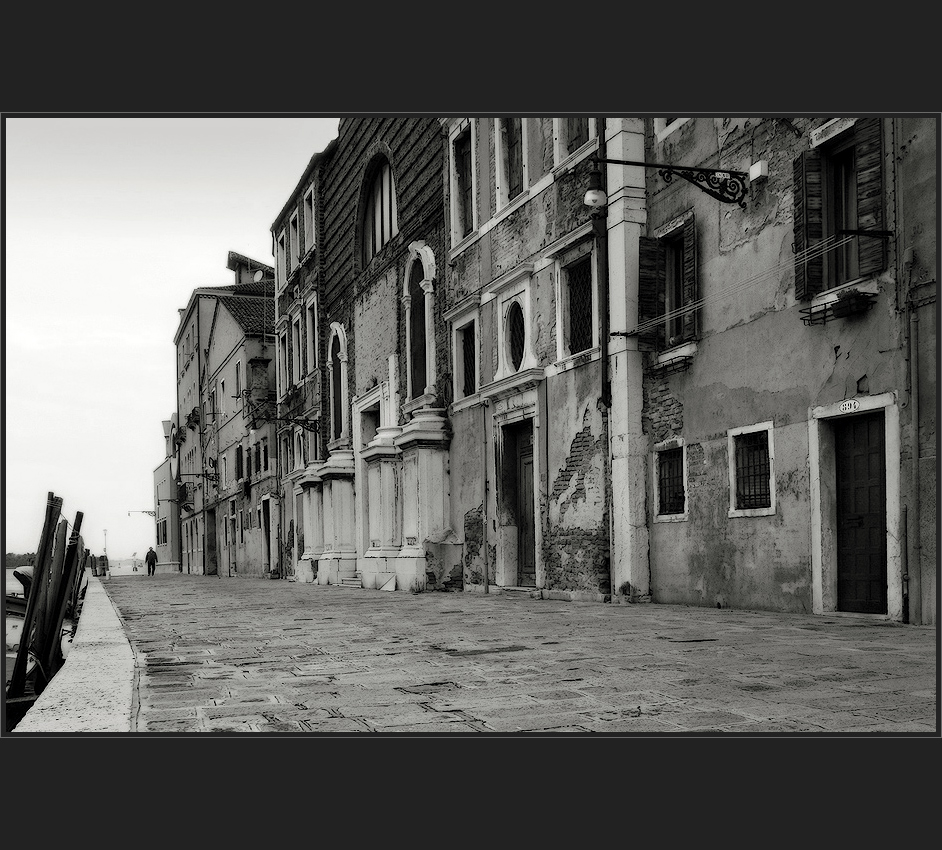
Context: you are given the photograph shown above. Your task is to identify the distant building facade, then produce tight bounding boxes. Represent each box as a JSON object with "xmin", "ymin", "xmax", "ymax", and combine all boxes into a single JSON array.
[{"xmin": 171, "ymin": 252, "xmax": 280, "ymax": 577}]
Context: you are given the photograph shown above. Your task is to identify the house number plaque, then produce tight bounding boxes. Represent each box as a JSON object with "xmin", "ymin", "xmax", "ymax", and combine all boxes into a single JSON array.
[{"xmin": 839, "ymin": 399, "xmax": 860, "ymax": 413}]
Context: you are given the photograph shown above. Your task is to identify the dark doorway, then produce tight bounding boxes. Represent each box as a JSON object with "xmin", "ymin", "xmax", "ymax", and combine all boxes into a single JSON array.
[
  {"xmin": 517, "ymin": 428, "xmax": 535, "ymax": 586},
  {"xmin": 835, "ymin": 411, "xmax": 887, "ymax": 614},
  {"xmin": 261, "ymin": 499, "xmax": 272, "ymax": 573},
  {"xmin": 205, "ymin": 508, "xmax": 218, "ymax": 576}
]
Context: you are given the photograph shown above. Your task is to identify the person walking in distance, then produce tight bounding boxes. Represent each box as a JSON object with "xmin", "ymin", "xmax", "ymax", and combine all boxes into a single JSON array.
[{"xmin": 145, "ymin": 547, "xmax": 158, "ymax": 577}]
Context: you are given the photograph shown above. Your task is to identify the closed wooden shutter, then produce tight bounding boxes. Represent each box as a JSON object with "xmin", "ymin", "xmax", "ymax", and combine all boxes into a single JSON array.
[
  {"xmin": 638, "ymin": 236, "xmax": 665, "ymax": 350},
  {"xmin": 681, "ymin": 214, "xmax": 698, "ymax": 341},
  {"xmin": 793, "ymin": 150, "xmax": 824, "ymax": 299},
  {"xmin": 854, "ymin": 117, "xmax": 886, "ymax": 277}
]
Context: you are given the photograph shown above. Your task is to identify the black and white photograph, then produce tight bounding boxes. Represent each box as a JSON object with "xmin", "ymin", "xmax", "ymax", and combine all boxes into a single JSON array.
[{"xmin": 3, "ymin": 114, "xmax": 938, "ymax": 736}]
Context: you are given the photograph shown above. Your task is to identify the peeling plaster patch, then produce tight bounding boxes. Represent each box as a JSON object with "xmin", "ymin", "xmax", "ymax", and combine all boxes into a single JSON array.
[
  {"xmin": 463, "ymin": 502, "xmax": 484, "ymax": 583},
  {"xmin": 550, "ymin": 406, "xmax": 605, "ymax": 520}
]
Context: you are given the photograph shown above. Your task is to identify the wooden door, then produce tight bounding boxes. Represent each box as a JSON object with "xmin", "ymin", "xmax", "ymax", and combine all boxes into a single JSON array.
[
  {"xmin": 835, "ymin": 412, "xmax": 887, "ymax": 613},
  {"xmin": 517, "ymin": 430, "xmax": 535, "ymax": 587}
]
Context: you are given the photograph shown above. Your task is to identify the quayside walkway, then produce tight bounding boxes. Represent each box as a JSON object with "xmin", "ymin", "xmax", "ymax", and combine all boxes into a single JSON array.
[{"xmin": 11, "ymin": 573, "xmax": 938, "ymax": 734}]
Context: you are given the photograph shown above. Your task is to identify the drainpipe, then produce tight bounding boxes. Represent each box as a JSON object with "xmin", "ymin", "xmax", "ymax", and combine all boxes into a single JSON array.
[
  {"xmin": 593, "ymin": 118, "xmax": 615, "ymax": 601},
  {"xmin": 906, "ymin": 281, "xmax": 921, "ymax": 623},
  {"xmin": 482, "ymin": 398, "xmax": 489, "ymax": 594}
]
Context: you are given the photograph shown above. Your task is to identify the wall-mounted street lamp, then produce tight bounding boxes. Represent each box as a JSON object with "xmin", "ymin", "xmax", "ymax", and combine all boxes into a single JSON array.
[
  {"xmin": 584, "ymin": 157, "xmax": 749, "ymax": 210},
  {"xmin": 241, "ymin": 390, "xmax": 318, "ymax": 436}
]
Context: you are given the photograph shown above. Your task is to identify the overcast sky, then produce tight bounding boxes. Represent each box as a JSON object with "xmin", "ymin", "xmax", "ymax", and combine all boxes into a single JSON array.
[{"xmin": 4, "ymin": 115, "xmax": 341, "ymax": 560}]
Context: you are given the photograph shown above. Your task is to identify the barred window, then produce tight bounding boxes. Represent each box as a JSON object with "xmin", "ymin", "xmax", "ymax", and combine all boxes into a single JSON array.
[
  {"xmin": 734, "ymin": 431, "xmax": 771, "ymax": 509},
  {"xmin": 566, "ymin": 256, "xmax": 593, "ymax": 355},
  {"xmin": 658, "ymin": 447, "xmax": 685, "ymax": 515}
]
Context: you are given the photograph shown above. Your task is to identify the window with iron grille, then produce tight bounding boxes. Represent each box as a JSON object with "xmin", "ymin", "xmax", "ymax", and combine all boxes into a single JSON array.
[
  {"xmin": 734, "ymin": 430, "xmax": 771, "ymax": 509},
  {"xmin": 658, "ymin": 447, "xmax": 685, "ymax": 515},
  {"xmin": 565, "ymin": 255, "xmax": 593, "ymax": 355},
  {"xmin": 459, "ymin": 321, "xmax": 476, "ymax": 398},
  {"xmin": 455, "ymin": 130, "xmax": 474, "ymax": 239},
  {"xmin": 507, "ymin": 301, "xmax": 525, "ymax": 371},
  {"xmin": 567, "ymin": 117, "xmax": 589, "ymax": 154}
]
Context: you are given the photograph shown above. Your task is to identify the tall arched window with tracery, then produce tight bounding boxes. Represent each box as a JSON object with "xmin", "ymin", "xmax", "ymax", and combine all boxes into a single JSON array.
[{"xmin": 361, "ymin": 158, "xmax": 399, "ymax": 265}]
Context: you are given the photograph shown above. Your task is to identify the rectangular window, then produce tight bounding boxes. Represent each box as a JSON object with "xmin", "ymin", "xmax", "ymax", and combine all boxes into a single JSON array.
[
  {"xmin": 566, "ymin": 117, "xmax": 589, "ymax": 154},
  {"xmin": 222, "ymin": 455, "xmax": 228, "ymax": 488},
  {"xmin": 565, "ymin": 255, "xmax": 594, "ymax": 355},
  {"xmin": 292, "ymin": 317, "xmax": 302, "ymax": 384},
  {"xmin": 734, "ymin": 432, "xmax": 771, "ymax": 509},
  {"xmin": 303, "ymin": 187, "xmax": 315, "ymax": 256},
  {"xmin": 235, "ymin": 444, "xmax": 243, "ymax": 480},
  {"xmin": 639, "ymin": 214, "xmax": 698, "ymax": 351},
  {"xmin": 657, "ymin": 447, "xmax": 685, "ymax": 515},
  {"xmin": 794, "ymin": 118, "xmax": 885, "ymax": 298},
  {"xmin": 235, "ymin": 360, "xmax": 242, "ymax": 403},
  {"xmin": 289, "ymin": 212, "xmax": 299, "ymax": 273},
  {"xmin": 262, "ymin": 439, "xmax": 269, "ymax": 472},
  {"xmin": 305, "ymin": 297, "xmax": 318, "ymax": 374},
  {"xmin": 503, "ymin": 117, "xmax": 523, "ymax": 200},
  {"xmin": 455, "ymin": 129, "xmax": 474, "ymax": 240},
  {"xmin": 276, "ymin": 230, "xmax": 287, "ymax": 289},
  {"xmin": 455, "ymin": 320, "xmax": 477, "ymax": 400},
  {"xmin": 278, "ymin": 332, "xmax": 288, "ymax": 396},
  {"xmin": 239, "ymin": 509, "xmax": 245, "ymax": 543},
  {"xmin": 220, "ymin": 380, "xmax": 226, "ymax": 417},
  {"xmin": 727, "ymin": 422, "xmax": 775, "ymax": 517},
  {"xmin": 255, "ymin": 443, "xmax": 261, "ymax": 475}
]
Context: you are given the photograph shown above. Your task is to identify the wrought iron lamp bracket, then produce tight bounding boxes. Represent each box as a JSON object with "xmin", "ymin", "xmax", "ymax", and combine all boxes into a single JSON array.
[{"xmin": 592, "ymin": 157, "xmax": 749, "ymax": 209}]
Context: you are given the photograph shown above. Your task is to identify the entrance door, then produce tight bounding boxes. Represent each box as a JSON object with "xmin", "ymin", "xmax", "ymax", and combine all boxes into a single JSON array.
[
  {"xmin": 517, "ymin": 428, "xmax": 535, "ymax": 587},
  {"xmin": 261, "ymin": 499, "xmax": 271, "ymax": 573},
  {"xmin": 835, "ymin": 412, "xmax": 887, "ymax": 613}
]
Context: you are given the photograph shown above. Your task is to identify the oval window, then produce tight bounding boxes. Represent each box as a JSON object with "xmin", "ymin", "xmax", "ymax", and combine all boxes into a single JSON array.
[{"xmin": 507, "ymin": 301, "xmax": 525, "ymax": 372}]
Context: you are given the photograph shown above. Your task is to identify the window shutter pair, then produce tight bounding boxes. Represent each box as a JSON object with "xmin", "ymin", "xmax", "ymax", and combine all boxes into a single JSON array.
[
  {"xmin": 639, "ymin": 214, "xmax": 699, "ymax": 349},
  {"xmin": 793, "ymin": 117, "xmax": 885, "ymax": 300}
]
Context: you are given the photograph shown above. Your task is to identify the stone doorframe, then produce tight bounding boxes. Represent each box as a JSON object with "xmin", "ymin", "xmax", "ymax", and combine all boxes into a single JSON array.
[{"xmin": 809, "ymin": 391, "xmax": 902, "ymax": 620}]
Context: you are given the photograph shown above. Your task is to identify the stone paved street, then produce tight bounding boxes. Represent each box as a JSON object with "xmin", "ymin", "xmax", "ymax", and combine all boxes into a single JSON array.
[{"xmin": 100, "ymin": 574, "xmax": 938, "ymax": 735}]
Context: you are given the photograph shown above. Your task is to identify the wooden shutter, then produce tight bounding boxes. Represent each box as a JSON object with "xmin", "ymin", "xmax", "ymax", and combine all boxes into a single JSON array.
[
  {"xmin": 854, "ymin": 117, "xmax": 886, "ymax": 277},
  {"xmin": 638, "ymin": 236, "xmax": 665, "ymax": 350},
  {"xmin": 793, "ymin": 150, "xmax": 824, "ymax": 299},
  {"xmin": 681, "ymin": 214, "xmax": 698, "ymax": 341}
]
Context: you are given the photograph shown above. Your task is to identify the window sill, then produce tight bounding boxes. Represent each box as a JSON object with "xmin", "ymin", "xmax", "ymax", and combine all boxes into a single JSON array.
[
  {"xmin": 654, "ymin": 512, "xmax": 688, "ymax": 523},
  {"xmin": 450, "ymin": 230, "xmax": 479, "ymax": 257},
  {"xmin": 552, "ymin": 138, "xmax": 600, "ymax": 176},
  {"xmin": 728, "ymin": 506, "xmax": 776, "ymax": 518},
  {"xmin": 494, "ymin": 189, "xmax": 531, "ymax": 224},
  {"xmin": 450, "ymin": 393, "xmax": 482, "ymax": 415},
  {"xmin": 546, "ymin": 347, "xmax": 600, "ymax": 377}
]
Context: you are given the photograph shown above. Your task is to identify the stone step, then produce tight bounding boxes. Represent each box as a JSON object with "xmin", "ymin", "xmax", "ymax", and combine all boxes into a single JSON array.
[{"xmin": 339, "ymin": 577, "xmax": 362, "ymax": 588}]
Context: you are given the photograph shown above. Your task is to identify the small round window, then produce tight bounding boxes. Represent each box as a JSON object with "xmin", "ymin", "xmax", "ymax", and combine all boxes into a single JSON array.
[{"xmin": 507, "ymin": 301, "xmax": 525, "ymax": 372}]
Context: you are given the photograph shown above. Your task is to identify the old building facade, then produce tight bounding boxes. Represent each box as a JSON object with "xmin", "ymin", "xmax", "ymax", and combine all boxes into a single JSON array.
[
  {"xmin": 259, "ymin": 115, "xmax": 935, "ymax": 626},
  {"xmin": 170, "ymin": 252, "xmax": 280, "ymax": 577}
]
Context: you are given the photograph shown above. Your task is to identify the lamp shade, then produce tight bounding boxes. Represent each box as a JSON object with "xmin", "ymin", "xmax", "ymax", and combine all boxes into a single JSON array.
[{"xmin": 583, "ymin": 168, "xmax": 608, "ymax": 208}]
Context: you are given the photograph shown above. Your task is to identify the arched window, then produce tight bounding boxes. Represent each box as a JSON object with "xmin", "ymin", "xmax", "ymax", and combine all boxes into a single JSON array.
[
  {"xmin": 331, "ymin": 334, "xmax": 343, "ymax": 441},
  {"xmin": 361, "ymin": 159, "xmax": 399, "ymax": 265},
  {"xmin": 409, "ymin": 261, "xmax": 426, "ymax": 398}
]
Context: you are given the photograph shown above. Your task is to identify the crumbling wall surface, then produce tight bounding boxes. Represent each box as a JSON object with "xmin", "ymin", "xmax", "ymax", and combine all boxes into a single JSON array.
[
  {"xmin": 650, "ymin": 423, "xmax": 812, "ymax": 612},
  {"xmin": 542, "ymin": 367, "xmax": 609, "ymax": 593},
  {"xmin": 353, "ymin": 267, "xmax": 397, "ymax": 396}
]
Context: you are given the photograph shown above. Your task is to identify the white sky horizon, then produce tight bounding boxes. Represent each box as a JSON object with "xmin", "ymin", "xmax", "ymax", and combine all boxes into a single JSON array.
[{"xmin": 4, "ymin": 115, "xmax": 341, "ymax": 560}]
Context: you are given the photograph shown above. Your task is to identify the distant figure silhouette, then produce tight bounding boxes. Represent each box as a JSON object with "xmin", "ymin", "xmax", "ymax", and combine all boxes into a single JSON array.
[{"xmin": 145, "ymin": 547, "xmax": 158, "ymax": 577}]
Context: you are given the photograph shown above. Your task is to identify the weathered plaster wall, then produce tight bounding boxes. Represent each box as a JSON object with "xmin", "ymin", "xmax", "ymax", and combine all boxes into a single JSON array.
[{"xmin": 643, "ymin": 117, "xmax": 910, "ymax": 614}]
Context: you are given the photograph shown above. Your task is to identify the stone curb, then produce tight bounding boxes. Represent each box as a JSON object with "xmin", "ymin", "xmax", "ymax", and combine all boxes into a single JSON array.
[{"xmin": 14, "ymin": 576, "xmax": 134, "ymax": 733}]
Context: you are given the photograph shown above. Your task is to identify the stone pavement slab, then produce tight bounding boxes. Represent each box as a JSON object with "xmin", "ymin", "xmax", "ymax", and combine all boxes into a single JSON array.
[{"xmin": 14, "ymin": 573, "xmax": 939, "ymax": 735}]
